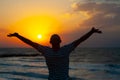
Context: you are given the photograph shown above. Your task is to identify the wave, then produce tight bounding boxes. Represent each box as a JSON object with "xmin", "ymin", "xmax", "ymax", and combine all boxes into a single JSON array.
[{"xmin": 0, "ymin": 48, "xmax": 41, "ymax": 57}]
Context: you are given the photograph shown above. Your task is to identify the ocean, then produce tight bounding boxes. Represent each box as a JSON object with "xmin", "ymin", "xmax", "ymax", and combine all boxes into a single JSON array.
[{"xmin": 0, "ymin": 48, "xmax": 120, "ymax": 80}]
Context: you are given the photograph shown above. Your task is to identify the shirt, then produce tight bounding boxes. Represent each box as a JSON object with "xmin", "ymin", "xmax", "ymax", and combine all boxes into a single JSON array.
[{"xmin": 37, "ymin": 42, "xmax": 75, "ymax": 80}]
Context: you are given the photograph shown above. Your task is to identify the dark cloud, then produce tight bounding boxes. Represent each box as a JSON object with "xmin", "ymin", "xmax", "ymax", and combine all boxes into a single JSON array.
[
  {"xmin": 72, "ymin": 2, "xmax": 120, "ymax": 28},
  {"xmin": 70, "ymin": 2, "xmax": 120, "ymax": 47},
  {"xmin": 77, "ymin": 0, "xmax": 120, "ymax": 3}
]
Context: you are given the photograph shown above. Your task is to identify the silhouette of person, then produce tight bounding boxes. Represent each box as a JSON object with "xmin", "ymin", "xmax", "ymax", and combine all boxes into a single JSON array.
[{"xmin": 7, "ymin": 27, "xmax": 102, "ymax": 80}]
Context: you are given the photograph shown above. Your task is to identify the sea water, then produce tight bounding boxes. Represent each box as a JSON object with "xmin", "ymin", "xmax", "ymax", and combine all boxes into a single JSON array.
[{"xmin": 0, "ymin": 48, "xmax": 120, "ymax": 80}]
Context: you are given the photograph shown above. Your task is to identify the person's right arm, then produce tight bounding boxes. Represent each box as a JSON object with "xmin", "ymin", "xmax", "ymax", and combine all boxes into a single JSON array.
[
  {"xmin": 7, "ymin": 33, "xmax": 39, "ymax": 49},
  {"xmin": 69, "ymin": 27, "xmax": 102, "ymax": 50}
]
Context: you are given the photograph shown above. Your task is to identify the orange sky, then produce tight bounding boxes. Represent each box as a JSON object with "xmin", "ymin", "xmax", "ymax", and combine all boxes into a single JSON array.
[
  {"xmin": 0, "ymin": 0, "xmax": 87, "ymax": 47},
  {"xmin": 0, "ymin": 0, "xmax": 120, "ymax": 47}
]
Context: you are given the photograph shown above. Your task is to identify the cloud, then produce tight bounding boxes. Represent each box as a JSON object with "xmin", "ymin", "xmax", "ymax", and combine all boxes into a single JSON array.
[
  {"xmin": 71, "ymin": 2, "xmax": 120, "ymax": 29},
  {"xmin": 68, "ymin": 1, "xmax": 120, "ymax": 47}
]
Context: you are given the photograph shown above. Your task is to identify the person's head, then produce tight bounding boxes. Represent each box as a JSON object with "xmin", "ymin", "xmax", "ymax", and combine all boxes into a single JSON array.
[{"xmin": 50, "ymin": 34, "xmax": 61, "ymax": 46}]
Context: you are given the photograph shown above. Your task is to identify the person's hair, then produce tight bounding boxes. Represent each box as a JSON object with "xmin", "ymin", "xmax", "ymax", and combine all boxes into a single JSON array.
[{"xmin": 50, "ymin": 34, "xmax": 61, "ymax": 44}]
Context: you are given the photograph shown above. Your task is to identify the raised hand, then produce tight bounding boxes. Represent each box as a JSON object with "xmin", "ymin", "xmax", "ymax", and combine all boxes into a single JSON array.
[
  {"xmin": 7, "ymin": 33, "xmax": 19, "ymax": 37},
  {"xmin": 91, "ymin": 27, "xmax": 102, "ymax": 33}
]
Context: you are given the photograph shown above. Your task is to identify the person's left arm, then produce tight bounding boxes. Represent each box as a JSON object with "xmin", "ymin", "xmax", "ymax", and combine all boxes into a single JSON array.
[{"xmin": 71, "ymin": 27, "xmax": 102, "ymax": 49}]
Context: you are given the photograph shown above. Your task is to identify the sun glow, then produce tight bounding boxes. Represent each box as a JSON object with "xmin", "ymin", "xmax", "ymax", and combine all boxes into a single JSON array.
[
  {"xmin": 37, "ymin": 34, "xmax": 42, "ymax": 39},
  {"xmin": 9, "ymin": 15, "xmax": 62, "ymax": 45}
]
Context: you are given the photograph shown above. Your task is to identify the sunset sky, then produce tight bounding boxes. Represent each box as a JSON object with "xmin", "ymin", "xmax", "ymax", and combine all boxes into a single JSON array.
[{"xmin": 0, "ymin": 0, "xmax": 120, "ymax": 48}]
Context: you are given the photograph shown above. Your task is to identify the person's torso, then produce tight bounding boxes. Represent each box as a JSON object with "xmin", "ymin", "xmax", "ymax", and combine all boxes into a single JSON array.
[
  {"xmin": 37, "ymin": 43, "xmax": 75, "ymax": 80},
  {"xmin": 44, "ymin": 47, "xmax": 70, "ymax": 80}
]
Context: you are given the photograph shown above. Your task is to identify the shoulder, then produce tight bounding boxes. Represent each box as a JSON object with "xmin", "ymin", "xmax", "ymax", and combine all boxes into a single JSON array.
[
  {"xmin": 36, "ymin": 44, "xmax": 51, "ymax": 53},
  {"xmin": 62, "ymin": 42, "xmax": 74, "ymax": 49},
  {"xmin": 61, "ymin": 42, "xmax": 76, "ymax": 52},
  {"xmin": 37, "ymin": 44, "xmax": 50, "ymax": 50}
]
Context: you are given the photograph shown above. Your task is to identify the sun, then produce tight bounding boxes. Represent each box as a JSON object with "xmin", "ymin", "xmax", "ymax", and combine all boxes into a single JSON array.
[
  {"xmin": 37, "ymin": 34, "xmax": 42, "ymax": 39},
  {"xmin": 9, "ymin": 15, "xmax": 62, "ymax": 45}
]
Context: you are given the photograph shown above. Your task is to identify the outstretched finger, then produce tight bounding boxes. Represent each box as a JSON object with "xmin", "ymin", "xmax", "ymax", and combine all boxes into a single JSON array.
[{"xmin": 7, "ymin": 33, "xmax": 13, "ymax": 37}]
